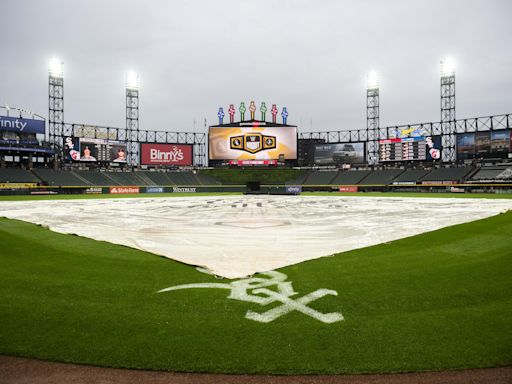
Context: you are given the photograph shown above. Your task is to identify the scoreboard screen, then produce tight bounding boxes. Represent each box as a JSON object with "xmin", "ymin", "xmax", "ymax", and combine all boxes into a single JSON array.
[
  {"xmin": 379, "ymin": 136, "xmax": 441, "ymax": 162},
  {"xmin": 64, "ymin": 137, "xmax": 127, "ymax": 163}
]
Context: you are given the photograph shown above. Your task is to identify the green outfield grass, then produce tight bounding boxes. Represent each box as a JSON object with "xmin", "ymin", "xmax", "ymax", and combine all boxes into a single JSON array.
[
  {"xmin": 0, "ymin": 191, "xmax": 511, "ymax": 201},
  {"xmin": 0, "ymin": 211, "xmax": 511, "ymax": 374}
]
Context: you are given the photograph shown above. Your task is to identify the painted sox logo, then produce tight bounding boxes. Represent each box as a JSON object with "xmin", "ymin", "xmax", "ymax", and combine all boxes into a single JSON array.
[{"xmin": 158, "ymin": 270, "xmax": 343, "ymax": 324}]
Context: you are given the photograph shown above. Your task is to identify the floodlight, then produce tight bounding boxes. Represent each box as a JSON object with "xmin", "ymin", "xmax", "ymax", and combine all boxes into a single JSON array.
[
  {"xmin": 48, "ymin": 57, "xmax": 63, "ymax": 78},
  {"xmin": 440, "ymin": 57, "xmax": 455, "ymax": 77},
  {"xmin": 367, "ymin": 71, "xmax": 379, "ymax": 89},
  {"xmin": 126, "ymin": 71, "xmax": 139, "ymax": 90}
]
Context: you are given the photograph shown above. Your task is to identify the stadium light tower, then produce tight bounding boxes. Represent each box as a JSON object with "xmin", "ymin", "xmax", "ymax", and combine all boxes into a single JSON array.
[
  {"xmin": 366, "ymin": 71, "xmax": 379, "ymax": 165},
  {"xmin": 440, "ymin": 57, "xmax": 456, "ymax": 162},
  {"xmin": 126, "ymin": 71, "xmax": 139, "ymax": 166},
  {"xmin": 48, "ymin": 57, "xmax": 64, "ymax": 161}
]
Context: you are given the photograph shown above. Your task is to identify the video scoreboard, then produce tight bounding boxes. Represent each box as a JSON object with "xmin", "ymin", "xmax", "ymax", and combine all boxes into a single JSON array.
[{"xmin": 379, "ymin": 136, "xmax": 440, "ymax": 162}]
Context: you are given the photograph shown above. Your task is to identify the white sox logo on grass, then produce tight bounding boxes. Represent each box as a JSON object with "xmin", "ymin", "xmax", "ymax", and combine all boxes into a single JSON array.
[{"xmin": 158, "ymin": 270, "xmax": 343, "ymax": 324}]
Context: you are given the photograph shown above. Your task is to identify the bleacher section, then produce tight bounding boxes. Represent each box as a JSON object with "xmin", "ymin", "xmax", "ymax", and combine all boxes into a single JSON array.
[
  {"xmin": 0, "ymin": 168, "xmax": 40, "ymax": 183},
  {"xmin": 303, "ymin": 171, "xmax": 339, "ymax": 185},
  {"xmin": 392, "ymin": 169, "xmax": 431, "ymax": 184},
  {"xmin": 420, "ymin": 167, "xmax": 473, "ymax": 183},
  {"xmin": 74, "ymin": 170, "xmax": 120, "ymax": 186},
  {"xmin": 470, "ymin": 166, "xmax": 512, "ymax": 181},
  {"xmin": 330, "ymin": 170, "xmax": 370, "ymax": 185},
  {"xmin": 32, "ymin": 169, "xmax": 89, "ymax": 187},
  {"xmin": 358, "ymin": 169, "xmax": 404, "ymax": 185},
  {"xmin": 101, "ymin": 172, "xmax": 147, "ymax": 186},
  {"xmin": 285, "ymin": 173, "xmax": 309, "ymax": 186},
  {"xmin": 20, "ymin": 169, "xmax": 221, "ymax": 187},
  {"xmin": 2, "ymin": 166, "xmax": 510, "ymax": 191}
]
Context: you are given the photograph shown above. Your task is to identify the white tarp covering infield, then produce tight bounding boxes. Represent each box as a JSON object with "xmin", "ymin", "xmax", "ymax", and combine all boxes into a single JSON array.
[{"xmin": 1, "ymin": 195, "xmax": 511, "ymax": 279}]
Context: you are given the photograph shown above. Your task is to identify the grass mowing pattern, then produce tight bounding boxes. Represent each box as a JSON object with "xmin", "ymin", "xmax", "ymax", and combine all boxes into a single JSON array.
[{"xmin": 0, "ymin": 212, "xmax": 511, "ymax": 374}]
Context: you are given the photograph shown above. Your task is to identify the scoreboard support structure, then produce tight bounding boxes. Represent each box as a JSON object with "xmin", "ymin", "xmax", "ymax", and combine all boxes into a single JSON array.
[
  {"xmin": 441, "ymin": 67, "xmax": 456, "ymax": 162},
  {"xmin": 366, "ymin": 85, "xmax": 379, "ymax": 165}
]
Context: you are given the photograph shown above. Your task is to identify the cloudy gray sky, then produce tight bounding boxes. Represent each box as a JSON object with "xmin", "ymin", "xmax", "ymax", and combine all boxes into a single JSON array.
[{"xmin": 1, "ymin": 0, "xmax": 511, "ymax": 133}]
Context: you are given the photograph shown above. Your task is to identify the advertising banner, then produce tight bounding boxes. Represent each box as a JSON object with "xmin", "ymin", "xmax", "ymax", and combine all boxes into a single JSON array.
[
  {"xmin": 209, "ymin": 127, "xmax": 297, "ymax": 160},
  {"xmin": 140, "ymin": 143, "xmax": 193, "ymax": 166},
  {"xmin": 0, "ymin": 116, "xmax": 45, "ymax": 134},
  {"xmin": 85, "ymin": 187, "xmax": 103, "ymax": 194},
  {"xmin": 456, "ymin": 133, "xmax": 475, "ymax": 160},
  {"xmin": 339, "ymin": 186, "xmax": 358, "ymax": 192},
  {"xmin": 146, "ymin": 186, "xmax": 164, "ymax": 193},
  {"xmin": 475, "ymin": 132, "xmax": 491, "ymax": 155},
  {"xmin": 228, "ymin": 160, "xmax": 278, "ymax": 166},
  {"xmin": 0, "ymin": 182, "xmax": 37, "ymax": 189},
  {"xmin": 285, "ymin": 186, "xmax": 302, "ymax": 194},
  {"xmin": 314, "ymin": 143, "xmax": 365, "ymax": 165},
  {"xmin": 109, "ymin": 187, "xmax": 139, "ymax": 194},
  {"xmin": 491, "ymin": 130, "xmax": 511, "ymax": 155},
  {"xmin": 456, "ymin": 130, "xmax": 511, "ymax": 160},
  {"xmin": 172, "ymin": 187, "xmax": 197, "ymax": 193}
]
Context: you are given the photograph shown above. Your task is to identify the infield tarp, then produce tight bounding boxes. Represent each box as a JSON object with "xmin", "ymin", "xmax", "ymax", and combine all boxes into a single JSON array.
[{"xmin": 1, "ymin": 195, "xmax": 511, "ymax": 278}]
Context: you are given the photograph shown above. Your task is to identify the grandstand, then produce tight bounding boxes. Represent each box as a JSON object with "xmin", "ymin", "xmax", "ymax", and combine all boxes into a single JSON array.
[
  {"xmin": 302, "ymin": 171, "xmax": 339, "ymax": 185},
  {"xmin": 0, "ymin": 168, "xmax": 40, "ymax": 184},
  {"xmin": 420, "ymin": 166, "xmax": 474, "ymax": 183},
  {"xmin": 392, "ymin": 169, "xmax": 432, "ymax": 184},
  {"xmin": 0, "ymin": 168, "xmax": 221, "ymax": 188},
  {"xmin": 470, "ymin": 165, "xmax": 512, "ymax": 182},
  {"xmin": 358, "ymin": 169, "xmax": 405, "ymax": 185},
  {"xmin": 0, "ymin": 163, "xmax": 512, "ymax": 191}
]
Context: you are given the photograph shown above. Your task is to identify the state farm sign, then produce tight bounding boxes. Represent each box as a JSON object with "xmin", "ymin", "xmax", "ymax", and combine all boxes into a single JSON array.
[
  {"xmin": 140, "ymin": 143, "xmax": 193, "ymax": 166},
  {"xmin": 110, "ymin": 187, "xmax": 140, "ymax": 194}
]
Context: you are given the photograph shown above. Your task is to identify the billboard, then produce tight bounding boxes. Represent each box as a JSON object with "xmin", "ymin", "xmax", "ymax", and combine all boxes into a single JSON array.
[
  {"xmin": 209, "ymin": 127, "xmax": 297, "ymax": 160},
  {"xmin": 379, "ymin": 136, "xmax": 441, "ymax": 162},
  {"xmin": 456, "ymin": 133, "xmax": 475, "ymax": 160},
  {"xmin": 314, "ymin": 143, "xmax": 365, "ymax": 165},
  {"xmin": 63, "ymin": 137, "xmax": 127, "ymax": 163},
  {"xmin": 0, "ymin": 116, "xmax": 45, "ymax": 134},
  {"xmin": 475, "ymin": 132, "xmax": 491, "ymax": 155},
  {"xmin": 456, "ymin": 130, "xmax": 511, "ymax": 159},
  {"xmin": 140, "ymin": 143, "xmax": 193, "ymax": 166}
]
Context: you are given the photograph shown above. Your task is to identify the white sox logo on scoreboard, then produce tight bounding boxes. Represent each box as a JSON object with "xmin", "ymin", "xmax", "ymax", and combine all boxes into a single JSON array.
[{"xmin": 230, "ymin": 133, "xmax": 277, "ymax": 154}]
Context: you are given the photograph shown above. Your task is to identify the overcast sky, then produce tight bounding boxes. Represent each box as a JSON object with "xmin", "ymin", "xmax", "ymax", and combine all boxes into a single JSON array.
[{"xmin": 1, "ymin": 0, "xmax": 511, "ymax": 133}]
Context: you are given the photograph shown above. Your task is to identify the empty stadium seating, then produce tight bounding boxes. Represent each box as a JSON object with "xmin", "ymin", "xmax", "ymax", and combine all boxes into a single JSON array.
[
  {"xmin": 358, "ymin": 169, "xmax": 404, "ymax": 185},
  {"xmin": 392, "ymin": 169, "xmax": 431, "ymax": 183},
  {"xmin": 302, "ymin": 171, "xmax": 339, "ymax": 185},
  {"xmin": 421, "ymin": 167, "xmax": 473, "ymax": 183},
  {"xmin": 32, "ymin": 169, "xmax": 89, "ymax": 186},
  {"xmin": 74, "ymin": 170, "xmax": 120, "ymax": 186},
  {"xmin": 0, "ymin": 168, "xmax": 40, "ymax": 183},
  {"xmin": 470, "ymin": 166, "xmax": 512, "ymax": 181},
  {"xmin": 1, "ymin": 165, "xmax": 509, "ymax": 190},
  {"xmin": 330, "ymin": 170, "xmax": 370, "ymax": 185}
]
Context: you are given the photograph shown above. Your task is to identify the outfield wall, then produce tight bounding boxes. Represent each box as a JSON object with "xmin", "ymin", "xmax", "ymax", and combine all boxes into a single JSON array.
[{"xmin": 1, "ymin": 183, "xmax": 511, "ymax": 196}]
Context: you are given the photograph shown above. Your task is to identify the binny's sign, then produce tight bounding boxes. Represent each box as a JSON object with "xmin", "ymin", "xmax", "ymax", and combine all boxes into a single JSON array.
[
  {"xmin": 0, "ymin": 116, "xmax": 45, "ymax": 134},
  {"xmin": 140, "ymin": 143, "xmax": 193, "ymax": 166}
]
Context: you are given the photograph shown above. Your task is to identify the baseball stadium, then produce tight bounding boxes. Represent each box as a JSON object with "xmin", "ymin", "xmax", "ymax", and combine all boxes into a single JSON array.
[{"xmin": 1, "ymin": 2, "xmax": 512, "ymax": 384}]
